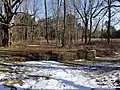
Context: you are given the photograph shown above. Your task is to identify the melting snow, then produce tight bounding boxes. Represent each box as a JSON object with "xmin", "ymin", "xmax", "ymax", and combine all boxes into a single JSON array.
[{"xmin": 0, "ymin": 61, "xmax": 119, "ymax": 90}]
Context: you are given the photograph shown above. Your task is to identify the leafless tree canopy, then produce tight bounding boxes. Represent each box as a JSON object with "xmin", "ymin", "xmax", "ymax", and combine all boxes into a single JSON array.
[{"xmin": 0, "ymin": 0, "xmax": 120, "ymax": 46}]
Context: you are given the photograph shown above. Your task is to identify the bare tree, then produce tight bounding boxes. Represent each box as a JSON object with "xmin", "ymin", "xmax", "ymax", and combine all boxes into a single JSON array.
[
  {"xmin": 61, "ymin": 0, "xmax": 66, "ymax": 47},
  {"xmin": 0, "ymin": 0, "xmax": 23, "ymax": 46},
  {"xmin": 88, "ymin": 0, "xmax": 105, "ymax": 43},
  {"xmin": 44, "ymin": 0, "xmax": 49, "ymax": 44},
  {"xmin": 56, "ymin": 0, "xmax": 62, "ymax": 46},
  {"xmin": 73, "ymin": 0, "xmax": 105, "ymax": 44},
  {"xmin": 57, "ymin": 0, "xmax": 60, "ymax": 45},
  {"xmin": 107, "ymin": 0, "xmax": 111, "ymax": 44},
  {"xmin": 104, "ymin": 0, "xmax": 120, "ymax": 43},
  {"xmin": 73, "ymin": 0, "xmax": 89, "ymax": 44}
]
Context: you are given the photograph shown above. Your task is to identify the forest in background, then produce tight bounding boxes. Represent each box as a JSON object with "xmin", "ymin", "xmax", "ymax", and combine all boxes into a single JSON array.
[{"xmin": 0, "ymin": 0, "xmax": 120, "ymax": 47}]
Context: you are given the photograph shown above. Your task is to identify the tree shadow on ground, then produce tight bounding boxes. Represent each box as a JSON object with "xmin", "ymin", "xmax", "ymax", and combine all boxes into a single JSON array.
[{"xmin": 53, "ymin": 78, "xmax": 116, "ymax": 90}]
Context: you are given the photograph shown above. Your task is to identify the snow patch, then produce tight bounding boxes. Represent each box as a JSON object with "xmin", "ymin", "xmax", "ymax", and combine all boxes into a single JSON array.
[
  {"xmin": 75, "ymin": 59, "xmax": 84, "ymax": 61},
  {"xmin": 0, "ymin": 61, "xmax": 119, "ymax": 90}
]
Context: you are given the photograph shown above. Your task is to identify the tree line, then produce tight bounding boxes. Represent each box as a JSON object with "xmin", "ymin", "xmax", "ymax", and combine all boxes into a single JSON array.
[{"xmin": 0, "ymin": 0, "xmax": 120, "ymax": 47}]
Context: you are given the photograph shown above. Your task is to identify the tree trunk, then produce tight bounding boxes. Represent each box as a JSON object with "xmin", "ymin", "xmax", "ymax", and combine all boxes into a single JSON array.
[
  {"xmin": 84, "ymin": 19, "xmax": 88, "ymax": 44},
  {"xmin": 88, "ymin": 16, "xmax": 92, "ymax": 44},
  {"xmin": 25, "ymin": 26, "xmax": 27, "ymax": 40},
  {"xmin": 2, "ymin": 25, "xmax": 9, "ymax": 47},
  {"xmin": 107, "ymin": 0, "xmax": 111, "ymax": 44},
  {"xmin": 44, "ymin": 0, "xmax": 49, "ymax": 44},
  {"xmin": 84, "ymin": 28, "xmax": 88, "ymax": 44},
  {"xmin": 81, "ymin": 29, "xmax": 84, "ymax": 42},
  {"xmin": 62, "ymin": 0, "xmax": 66, "ymax": 47},
  {"xmin": 56, "ymin": 0, "xmax": 60, "ymax": 46},
  {"xmin": 88, "ymin": 30, "xmax": 91, "ymax": 44}
]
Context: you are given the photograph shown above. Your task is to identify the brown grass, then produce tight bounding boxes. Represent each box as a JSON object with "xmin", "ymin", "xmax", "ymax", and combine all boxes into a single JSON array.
[{"xmin": 0, "ymin": 38, "xmax": 120, "ymax": 62}]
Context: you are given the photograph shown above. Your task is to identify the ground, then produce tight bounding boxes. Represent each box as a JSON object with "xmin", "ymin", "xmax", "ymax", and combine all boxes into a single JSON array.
[
  {"xmin": 0, "ymin": 60, "xmax": 119, "ymax": 90},
  {"xmin": 0, "ymin": 39, "xmax": 120, "ymax": 89},
  {"xmin": 0, "ymin": 38, "xmax": 120, "ymax": 63}
]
